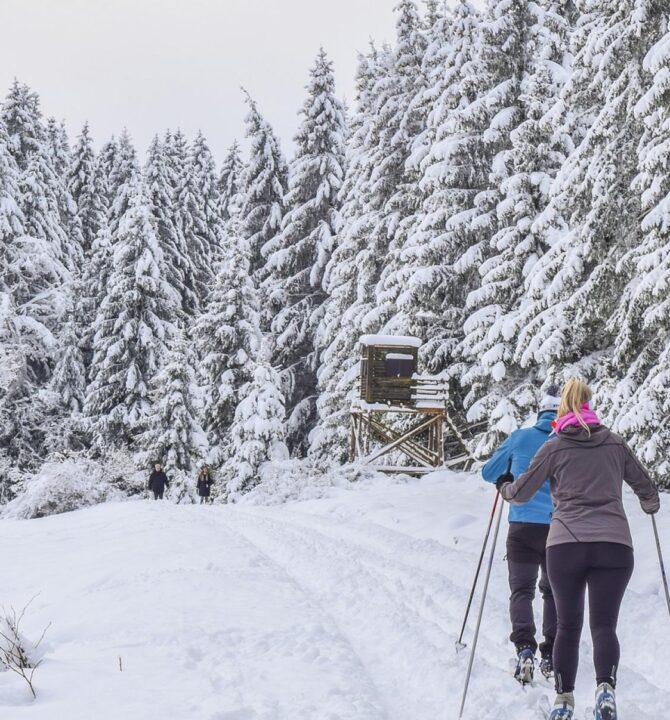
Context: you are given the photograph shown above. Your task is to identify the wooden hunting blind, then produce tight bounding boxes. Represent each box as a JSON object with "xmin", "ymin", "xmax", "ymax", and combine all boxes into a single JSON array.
[
  {"xmin": 350, "ymin": 335, "xmax": 473, "ymax": 474},
  {"xmin": 359, "ymin": 335, "xmax": 420, "ymax": 405}
]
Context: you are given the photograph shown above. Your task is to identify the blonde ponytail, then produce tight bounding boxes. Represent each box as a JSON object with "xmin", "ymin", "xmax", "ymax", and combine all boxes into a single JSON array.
[{"xmin": 557, "ymin": 378, "xmax": 592, "ymax": 432}]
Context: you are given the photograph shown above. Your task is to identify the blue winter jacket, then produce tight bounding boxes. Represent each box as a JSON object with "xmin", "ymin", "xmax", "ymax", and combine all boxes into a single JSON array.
[{"xmin": 481, "ymin": 412, "xmax": 555, "ymax": 524}]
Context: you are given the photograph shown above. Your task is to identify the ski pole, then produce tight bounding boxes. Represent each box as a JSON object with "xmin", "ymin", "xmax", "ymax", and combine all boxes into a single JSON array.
[
  {"xmin": 652, "ymin": 514, "xmax": 670, "ymax": 618},
  {"xmin": 455, "ymin": 491, "xmax": 500, "ymax": 651},
  {"xmin": 455, "ymin": 457, "xmax": 511, "ymax": 651},
  {"xmin": 458, "ymin": 494, "xmax": 504, "ymax": 720}
]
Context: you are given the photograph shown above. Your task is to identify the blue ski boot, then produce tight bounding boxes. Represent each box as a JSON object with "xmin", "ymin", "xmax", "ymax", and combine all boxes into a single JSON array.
[
  {"xmin": 514, "ymin": 646, "xmax": 535, "ymax": 685},
  {"xmin": 549, "ymin": 692, "xmax": 574, "ymax": 719},
  {"xmin": 595, "ymin": 683, "xmax": 616, "ymax": 720}
]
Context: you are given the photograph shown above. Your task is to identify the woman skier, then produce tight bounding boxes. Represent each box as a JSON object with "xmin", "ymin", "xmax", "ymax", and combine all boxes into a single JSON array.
[
  {"xmin": 197, "ymin": 465, "xmax": 214, "ymax": 504},
  {"xmin": 496, "ymin": 378, "xmax": 660, "ymax": 720},
  {"xmin": 482, "ymin": 384, "xmax": 560, "ymax": 684}
]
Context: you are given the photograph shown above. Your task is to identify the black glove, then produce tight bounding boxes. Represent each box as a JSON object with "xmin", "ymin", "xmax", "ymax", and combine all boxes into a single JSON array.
[{"xmin": 495, "ymin": 472, "xmax": 514, "ymax": 493}]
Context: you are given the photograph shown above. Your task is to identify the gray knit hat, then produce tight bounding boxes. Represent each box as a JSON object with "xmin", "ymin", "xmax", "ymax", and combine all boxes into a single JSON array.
[{"xmin": 539, "ymin": 383, "xmax": 561, "ymax": 413}]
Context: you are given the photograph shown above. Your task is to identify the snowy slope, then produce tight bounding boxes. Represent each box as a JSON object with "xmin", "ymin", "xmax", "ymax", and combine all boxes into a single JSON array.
[{"xmin": 0, "ymin": 470, "xmax": 668, "ymax": 720}]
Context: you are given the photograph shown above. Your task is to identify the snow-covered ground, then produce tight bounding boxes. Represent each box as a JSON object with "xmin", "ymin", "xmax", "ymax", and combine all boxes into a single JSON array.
[{"xmin": 0, "ymin": 470, "xmax": 668, "ymax": 719}]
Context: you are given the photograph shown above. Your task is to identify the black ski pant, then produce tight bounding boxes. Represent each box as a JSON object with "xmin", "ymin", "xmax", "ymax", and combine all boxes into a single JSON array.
[
  {"xmin": 153, "ymin": 489, "xmax": 164, "ymax": 500},
  {"xmin": 547, "ymin": 542, "xmax": 634, "ymax": 694},
  {"xmin": 506, "ymin": 522, "xmax": 556, "ymax": 656}
]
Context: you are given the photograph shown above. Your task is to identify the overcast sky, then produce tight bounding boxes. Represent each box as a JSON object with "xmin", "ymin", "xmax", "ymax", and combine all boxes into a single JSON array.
[{"xmin": 0, "ymin": 0, "xmax": 418, "ymax": 162}]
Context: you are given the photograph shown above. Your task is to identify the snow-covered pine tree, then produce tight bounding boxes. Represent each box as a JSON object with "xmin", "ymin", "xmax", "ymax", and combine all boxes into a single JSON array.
[
  {"xmin": 0, "ymin": 119, "xmax": 35, "ymax": 487},
  {"xmin": 141, "ymin": 332, "xmax": 199, "ymax": 472},
  {"xmin": 194, "ymin": 200, "xmax": 261, "ymax": 466},
  {"xmin": 69, "ymin": 122, "xmax": 107, "ymax": 256},
  {"xmin": 371, "ymin": 0, "xmax": 431, "ymax": 336},
  {"xmin": 78, "ymin": 150, "xmax": 112, "ymax": 378},
  {"xmin": 107, "ymin": 128, "xmax": 139, "ymax": 237},
  {"xmin": 263, "ymin": 48, "xmax": 347, "ymax": 455},
  {"xmin": 45, "ymin": 117, "xmax": 85, "ymax": 276},
  {"xmin": 239, "ymin": 91, "xmax": 288, "ymax": 287},
  {"xmin": 310, "ymin": 45, "xmax": 388, "ymax": 463},
  {"xmin": 171, "ymin": 131, "xmax": 211, "ymax": 310},
  {"xmin": 218, "ymin": 140, "xmax": 244, "ymax": 223},
  {"xmin": 145, "ymin": 135, "xmax": 192, "ymax": 325},
  {"xmin": 1, "ymin": 80, "xmax": 42, "ymax": 171},
  {"xmin": 51, "ymin": 316, "xmax": 86, "ymax": 414},
  {"xmin": 98, "ymin": 136, "xmax": 119, "ymax": 206},
  {"xmin": 456, "ymin": 0, "xmax": 574, "ymax": 451},
  {"xmin": 396, "ymin": 0, "xmax": 481, "ymax": 383},
  {"xmin": 513, "ymin": 0, "xmax": 665, "ymax": 389},
  {"xmin": 605, "ymin": 17, "xmax": 670, "ymax": 484},
  {"xmin": 226, "ymin": 342, "xmax": 287, "ymax": 499},
  {"xmin": 190, "ymin": 131, "xmax": 223, "ymax": 267},
  {"xmin": 2, "ymin": 84, "xmax": 71, "ymax": 382},
  {"xmin": 0, "ymin": 290, "xmax": 32, "ymax": 495},
  {"xmin": 85, "ymin": 176, "xmax": 175, "ymax": 450},
  {"xmin": 0, "ymin": 116, "xmax": 24, "ymax": 284}
]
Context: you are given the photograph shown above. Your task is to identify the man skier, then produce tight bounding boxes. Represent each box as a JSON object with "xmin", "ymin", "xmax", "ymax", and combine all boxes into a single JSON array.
[
  {"xmin": 481, "ymin": 384, "xmax": 560, "ymax": 685},
  {"xmin": 148, "ymin": 463, "xmax": 170, "ymax": 500}
]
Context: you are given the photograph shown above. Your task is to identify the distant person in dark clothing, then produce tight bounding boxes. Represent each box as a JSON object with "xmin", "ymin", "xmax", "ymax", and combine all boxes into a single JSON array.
[
  {"xmin": 148, "ymin": 463, "xmax": 169, "ymax": 500},
  {"xmin": 197, "ymin": 466, "xmax": 214, "ymax": 504}
]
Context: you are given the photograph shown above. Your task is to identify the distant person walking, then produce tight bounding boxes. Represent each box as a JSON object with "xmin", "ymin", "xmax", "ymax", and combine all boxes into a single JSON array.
[
  {"xmin": 148, "ymin": 463, "xmax": 170, "ymax": 500},
  {"xmin": 197, "ymin": 466, "xmax": 214, "ymax": 504},
  {"xmin": 497, "ymin": 378, "xmax": 660, "ymax": 720},
  {"xmin": 482, "ymin": 384, "xmax": 560, "ymax": 685}
]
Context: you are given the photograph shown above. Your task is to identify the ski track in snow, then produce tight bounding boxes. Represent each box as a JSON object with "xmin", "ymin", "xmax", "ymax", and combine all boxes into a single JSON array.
[{"xmin": 0, "ymin": 471, "xmax": 668, "ymax": 719}]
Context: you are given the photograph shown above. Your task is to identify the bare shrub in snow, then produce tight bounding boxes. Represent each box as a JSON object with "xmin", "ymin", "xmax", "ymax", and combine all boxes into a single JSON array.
[{"xmin": 0, "ymin": 601, "xmax": 50, "ymax": 699}]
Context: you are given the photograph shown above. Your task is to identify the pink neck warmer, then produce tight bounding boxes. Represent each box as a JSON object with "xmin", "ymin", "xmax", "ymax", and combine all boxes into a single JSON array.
[{"xmin": 554, "ymin": 404, "xmax": 600, "ymax": 434}]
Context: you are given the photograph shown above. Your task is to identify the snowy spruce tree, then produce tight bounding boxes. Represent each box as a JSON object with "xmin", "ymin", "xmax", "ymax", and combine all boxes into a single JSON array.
[
  {"xmin": 85, "ymin": 177, "xmax": 175, "ymax": 450},
  {"xmin": 513, "ymin": 2, "xmax": 664, "ymax": 386},
  {"xmin": 141, "ymin": 333, "xmax": 199, "ymax": 472},
  {"xmin": 51, "ymin": 318, "xmax": 86, "ymax": 414},
  {"xmin": 171, "ymin": 130, "xmax": 214, "ymax": 310},
  {"xmin": 194, "ymin": 202, "xmax": 261, "ymax": 466},
  {"xmin": 45, "ymin": 116, "xmax": 84, "ymax": 273},
  {"xmin": 0, "ymin": 116, "xmax": 24, "ymax": 284},
  {"xmin": 396, "ymin": 0, "xmax": 482, "ymax": 381},
  {"xmin": 68, "ymin": 122, "xmax": 107, "ymax": 256},
  {"xmin": 455, "ymin": 1, "xmax": 574, "ymax": 450},
  {"xmin": 218, "ymin": 140, "xmax": 244, "ymax": 223},
  {"xmin": 2, "ymin": 82, "xmax": 70, "ymax": 381},
  {"xmin": 190, "ymin": 131, "xmax": 223, "ymax": 266},
  {"xmin": 605, "ymin": 18, "xmax": 670, "ymax": 484},
  {"xmin": 263, "ymin": 48, "xmax": 346, "ymax": 455},
  {"xmin": 107, "ymin": 128, "xmax": 139, "ymax": 237},
  {"xmin": 239, "ymin": 91, "xmax": 288, "ymax": 287},
  {"xmin": 310, "ymin": 46, "xmax": 388, "ymax": 463},
  {"xmin": 145, "ymin": 135, "xmax": 193, "ymax": 325},
  {"xmin": 370, "ymin": 0, "xmax": 431, "ymax": 336},
  {"xmin": 226, "ymin": 343, "xmax": 287, "ymax": 500}
]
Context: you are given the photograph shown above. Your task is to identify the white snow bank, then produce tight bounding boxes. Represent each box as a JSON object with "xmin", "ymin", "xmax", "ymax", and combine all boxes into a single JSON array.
[
  {"xmin": 0, "ymin": 471, "xmax": 667, "ymax": 719},
  {"xmin": 2, "ymin": 458, "xmax": 129, "ymax": 520}
]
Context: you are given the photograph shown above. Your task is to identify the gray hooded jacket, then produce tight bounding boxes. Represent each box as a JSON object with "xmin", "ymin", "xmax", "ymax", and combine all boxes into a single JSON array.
[{"xmin": 501, "ymin": 424, "xmax": 660, "ymax": 548}]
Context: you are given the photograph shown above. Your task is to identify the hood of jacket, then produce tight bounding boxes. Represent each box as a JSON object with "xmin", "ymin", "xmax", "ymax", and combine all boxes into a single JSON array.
[
  {"xmin": 558, "ymin": 424, "xmax": 610, "ymax": 447},
  {"xmin": 534, "ymin": 411, "xmax": 556, "ymax": 434}
]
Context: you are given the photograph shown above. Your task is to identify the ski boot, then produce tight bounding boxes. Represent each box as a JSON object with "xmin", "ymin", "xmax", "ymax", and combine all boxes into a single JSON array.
[
  {"xmin": 549, "ymin": 692, "xmax": 574, "ymax": 719},
  {"xmin": 595, "ymin": 683, "xmax": 616, "ymax": 720},
  {"xmin": 539, "ymin": 652, "xmax": 554, "ymax": 680},
  {"xmin": 514, "ymin": 646, "xmax": 535, "ymax": 685}
]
